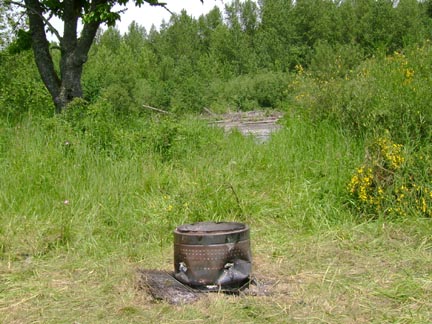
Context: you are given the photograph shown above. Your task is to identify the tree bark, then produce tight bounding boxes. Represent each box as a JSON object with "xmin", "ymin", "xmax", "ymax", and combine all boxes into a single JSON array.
[
  {"xmin": 24, "ymin": 0, "xmax": 61, "ymax": 108},
  {"xmin": 21, "ymin": 0, "xmax": 172, "ymax": 113},
  {"xmin": 25, "ymin": 0, "xmax": 102, "ymax": 113}
]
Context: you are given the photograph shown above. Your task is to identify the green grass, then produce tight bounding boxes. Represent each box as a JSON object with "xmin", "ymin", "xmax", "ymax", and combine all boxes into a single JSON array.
[{"xmin": 0, "ymin": 115, "xmax": 431, "ymax": 323}]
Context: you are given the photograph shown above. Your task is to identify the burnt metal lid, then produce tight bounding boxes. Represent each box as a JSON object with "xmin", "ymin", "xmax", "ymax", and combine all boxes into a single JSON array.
[{"xmin": 174, "ymin": 221, "xmax": 249, "ymax": 245}]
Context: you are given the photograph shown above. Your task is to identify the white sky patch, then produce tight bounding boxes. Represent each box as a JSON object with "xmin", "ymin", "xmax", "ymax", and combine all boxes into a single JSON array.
[
  {"xmin": 116, "ymin": 0, "xmax": 226, "ymax": 34},
  {"xmin": 49, "ymin": 0, "xmax": 226, "ymax": 41}
]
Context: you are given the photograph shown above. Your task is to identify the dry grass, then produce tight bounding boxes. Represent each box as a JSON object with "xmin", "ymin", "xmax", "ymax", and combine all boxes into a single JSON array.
[{"xmin": 1, "ymin": 221, "xmax": 431, "ymax": 323}]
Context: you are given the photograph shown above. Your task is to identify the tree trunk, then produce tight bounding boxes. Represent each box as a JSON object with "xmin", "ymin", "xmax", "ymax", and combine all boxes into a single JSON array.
[
  {"xmin": 25, "ymin": 0, "xmax": 101, "ymax": 113},
  {"xmin": 25, "ymin": 0, "xmax": 61, "ymax": 108},
  {"xmin": 55, "ymin": 53, "xmax": 84, "ymax": 112}
]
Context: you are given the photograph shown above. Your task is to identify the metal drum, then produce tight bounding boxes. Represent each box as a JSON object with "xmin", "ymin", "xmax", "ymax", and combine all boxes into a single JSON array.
[{"xmin": 173, "ymin": 221, "xmax": 251, "ymax": 289}]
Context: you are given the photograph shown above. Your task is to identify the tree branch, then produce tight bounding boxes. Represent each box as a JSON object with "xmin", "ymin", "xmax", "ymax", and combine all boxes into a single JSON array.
[
  {"xmin": 75, "ymin": 0, "xmax": 105, "ymax": 64},
  {"xmin": 8, "ymin": 0, "xmax": 62, "ymax": 42},
  {"xmin": 62, "ymin": 0, "xmax": 79, "ymax": 51},
  {"xmin": 158, "ymin": 3, "xmax": 174, "ymax": 16},
  {"xmin": 76, "ymin": 19, "xmax": 100, "ymax": 63},
  {"xmin": 139, "ymin": 1, "xmax": 174, "ymax": 15}
]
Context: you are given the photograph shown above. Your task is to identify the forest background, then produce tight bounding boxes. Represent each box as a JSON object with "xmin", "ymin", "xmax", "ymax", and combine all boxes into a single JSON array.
[{"xmin": 1, "ymin": 0, "xmax": 432, "ymax": 322}]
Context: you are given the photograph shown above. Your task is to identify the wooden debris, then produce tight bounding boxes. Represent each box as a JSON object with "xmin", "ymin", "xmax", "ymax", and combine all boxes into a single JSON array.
[
  {"xmin": 142, "ymin": 104, "xmax": 172, "ymax": 115},
  {"xmin": 206, "ymin": 110, "xmax": 283, "ymax": 142},
  {"xmin": 203, "ymin": 107, "xmax": 217, "ymax": 116}
]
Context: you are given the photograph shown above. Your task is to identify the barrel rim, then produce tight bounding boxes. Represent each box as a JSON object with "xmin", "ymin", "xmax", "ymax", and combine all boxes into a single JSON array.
[{"xmin": 174, "ymin": 221, "xmax": 248, "ymax": 235}]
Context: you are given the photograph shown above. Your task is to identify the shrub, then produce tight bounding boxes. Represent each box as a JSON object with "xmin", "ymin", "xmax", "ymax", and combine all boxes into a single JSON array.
[
  {"xmin": 310, "ymin": 41, "xmax": 365, "ymax": 80},
  {"xmin": 348, "ymin": 134, "xmax": 432, "ymax": 218},
  {"xmin": 294, "ymin": 42, "xmax": 432, "ymax": 143},
  {"xmin": 211, "ymin": 71, "xmax": 292, "ymax": 111},
  {"xmin": 60, "ymin": 98, "xmax": 140, "ymax": 156},
  {"xmin": 143, "ymin": 116, "xmax": 223, "ymax": 162},
  {"xmin": 0, "ymin": 51, "xmax": 53, "ymax": 121}
]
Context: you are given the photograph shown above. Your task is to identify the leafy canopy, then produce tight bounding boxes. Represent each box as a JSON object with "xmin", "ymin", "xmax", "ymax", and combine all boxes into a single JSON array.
[{"xmin": 1, "ymin": 0, "xmax": 204, "ymax": 112}]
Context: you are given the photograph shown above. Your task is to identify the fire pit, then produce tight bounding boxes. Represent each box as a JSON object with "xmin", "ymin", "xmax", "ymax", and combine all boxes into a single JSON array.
[{"xmin": 173, "ymin": 221, "xmax": 252, "ymax": 290}]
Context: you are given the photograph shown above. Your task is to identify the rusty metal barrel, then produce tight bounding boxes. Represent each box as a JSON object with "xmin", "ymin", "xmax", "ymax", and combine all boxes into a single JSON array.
[{"xmin": 173, "ymin": 221, "xmax": 251, "ymax": 289}]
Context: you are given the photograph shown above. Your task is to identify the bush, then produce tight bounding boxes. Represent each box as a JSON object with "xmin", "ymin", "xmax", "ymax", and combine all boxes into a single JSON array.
[
  {"xmin": 144, "ymin": 116, "xmax": 223, "ymax": 162},
  {"xmin": 309, "ymin": 41, "xmax": 365, "ymax": 80},
  {"xmin": 211, "ymin": 71, "xmax": 292, "ymax": 111},
  {"xmin": 294, "ymin": 42, "xmax": 432, "ymax": 143},
  {"xmin": 0, "ymin": 51, "xmax": 54, "ymax": 121},
  {"xmin": 347, "ymin": 134, "xmax": 432, "ymax": 218},
  {"xmin": 59, "ymin": 97, "xmax": 222, "ymax": 161},
  {"xmin": 60, "ymin": 98, "xmax": 142, "ymax": 156},
  {"xmin": 133, "ymin": 78, "xmax": 174, "ymax": 111}
]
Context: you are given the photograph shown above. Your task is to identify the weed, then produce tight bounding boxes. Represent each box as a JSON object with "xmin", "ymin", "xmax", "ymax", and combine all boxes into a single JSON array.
[{"xmin": 348, "ymin": 134, "xmax": 432, "ymax": 218}]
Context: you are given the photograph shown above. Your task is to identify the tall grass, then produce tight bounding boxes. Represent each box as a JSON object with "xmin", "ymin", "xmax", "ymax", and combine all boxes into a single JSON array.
[
  {"xmin": 1, "ymin": 114, "xmax": 431, "ymax": 322},
  {"xmin": 1, "ymin": 43, "xmax": 432, "ymax": 322},
  {"xmin": 0, "ymin": 114, "xmax": 362, "ymax": 260}
]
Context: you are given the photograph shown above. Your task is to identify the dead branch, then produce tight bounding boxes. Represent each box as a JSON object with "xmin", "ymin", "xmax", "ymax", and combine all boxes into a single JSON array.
[{"xmin": 142, "ymin": 104, "xmax": 172, "ymax": 115}]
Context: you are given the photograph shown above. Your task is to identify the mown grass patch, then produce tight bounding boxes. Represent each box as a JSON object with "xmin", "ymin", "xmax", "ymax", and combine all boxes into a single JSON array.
[{"xmin": 1, "ymin": 220, "xmax": 431, "ymax": 323}]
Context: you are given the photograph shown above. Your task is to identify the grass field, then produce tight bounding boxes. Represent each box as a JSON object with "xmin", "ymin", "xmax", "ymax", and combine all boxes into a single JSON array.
[{"xmin": 0, "ymin": 115, "xmax": 431, "ymax": 323}]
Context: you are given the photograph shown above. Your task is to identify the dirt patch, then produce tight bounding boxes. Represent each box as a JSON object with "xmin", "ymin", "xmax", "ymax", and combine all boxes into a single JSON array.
[{"xmin": 137, "ymin": 269, "xmax": 274, "ymax": 305}]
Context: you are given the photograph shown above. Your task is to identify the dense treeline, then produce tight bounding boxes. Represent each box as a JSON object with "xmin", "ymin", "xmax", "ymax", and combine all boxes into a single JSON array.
[
  {"xmin": 80, "ymin": 0, "xmax": 432, "ymax": 113},
  {"xmin": 1, "ymin": 0, "xmax": 432, "ymax": 121}
]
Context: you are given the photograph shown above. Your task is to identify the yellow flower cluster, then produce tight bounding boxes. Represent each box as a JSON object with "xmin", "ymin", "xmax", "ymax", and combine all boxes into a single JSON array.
[
  {"xmin": 295, "ymin": 93, "xmax": 306, "ymax": 101},
  {"xmin": 348, "ymin": 166, "xmax": 383, "ymax": 207},
  {"xmin": 390, "ymin": 51, "xmax": 415, "ymax": 85},
  {"xmin": 413, "ymin": 185, "xmax": 432, "ymax": 217},
  {"xmin": 348, "ymin": 136, "xmax": 432, "ymax": 217},
  {"xmin": 295, "ymin": 64, "xmax": 304, "ymax": 75},
  {"xmin": 405, "ymin": 68, "xmax": 414, "ymax": 80},
  {"xmin": 387, "ymin": 184, "xmax": 432, "ymax": 217},
  {"xmin": 347, "ymin": 137, "xmax": 408, "ymax": 214},
  {"xmin": 395, "ymin": 185, "xmax": 409, "ymax": 203},
  {"xmin": 376, "ymin": 137, "xmax": 404, "ymax": 170},
  {"xmin": 163, "ymin": 194, "xmax": 191, "ymax": 213}
]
